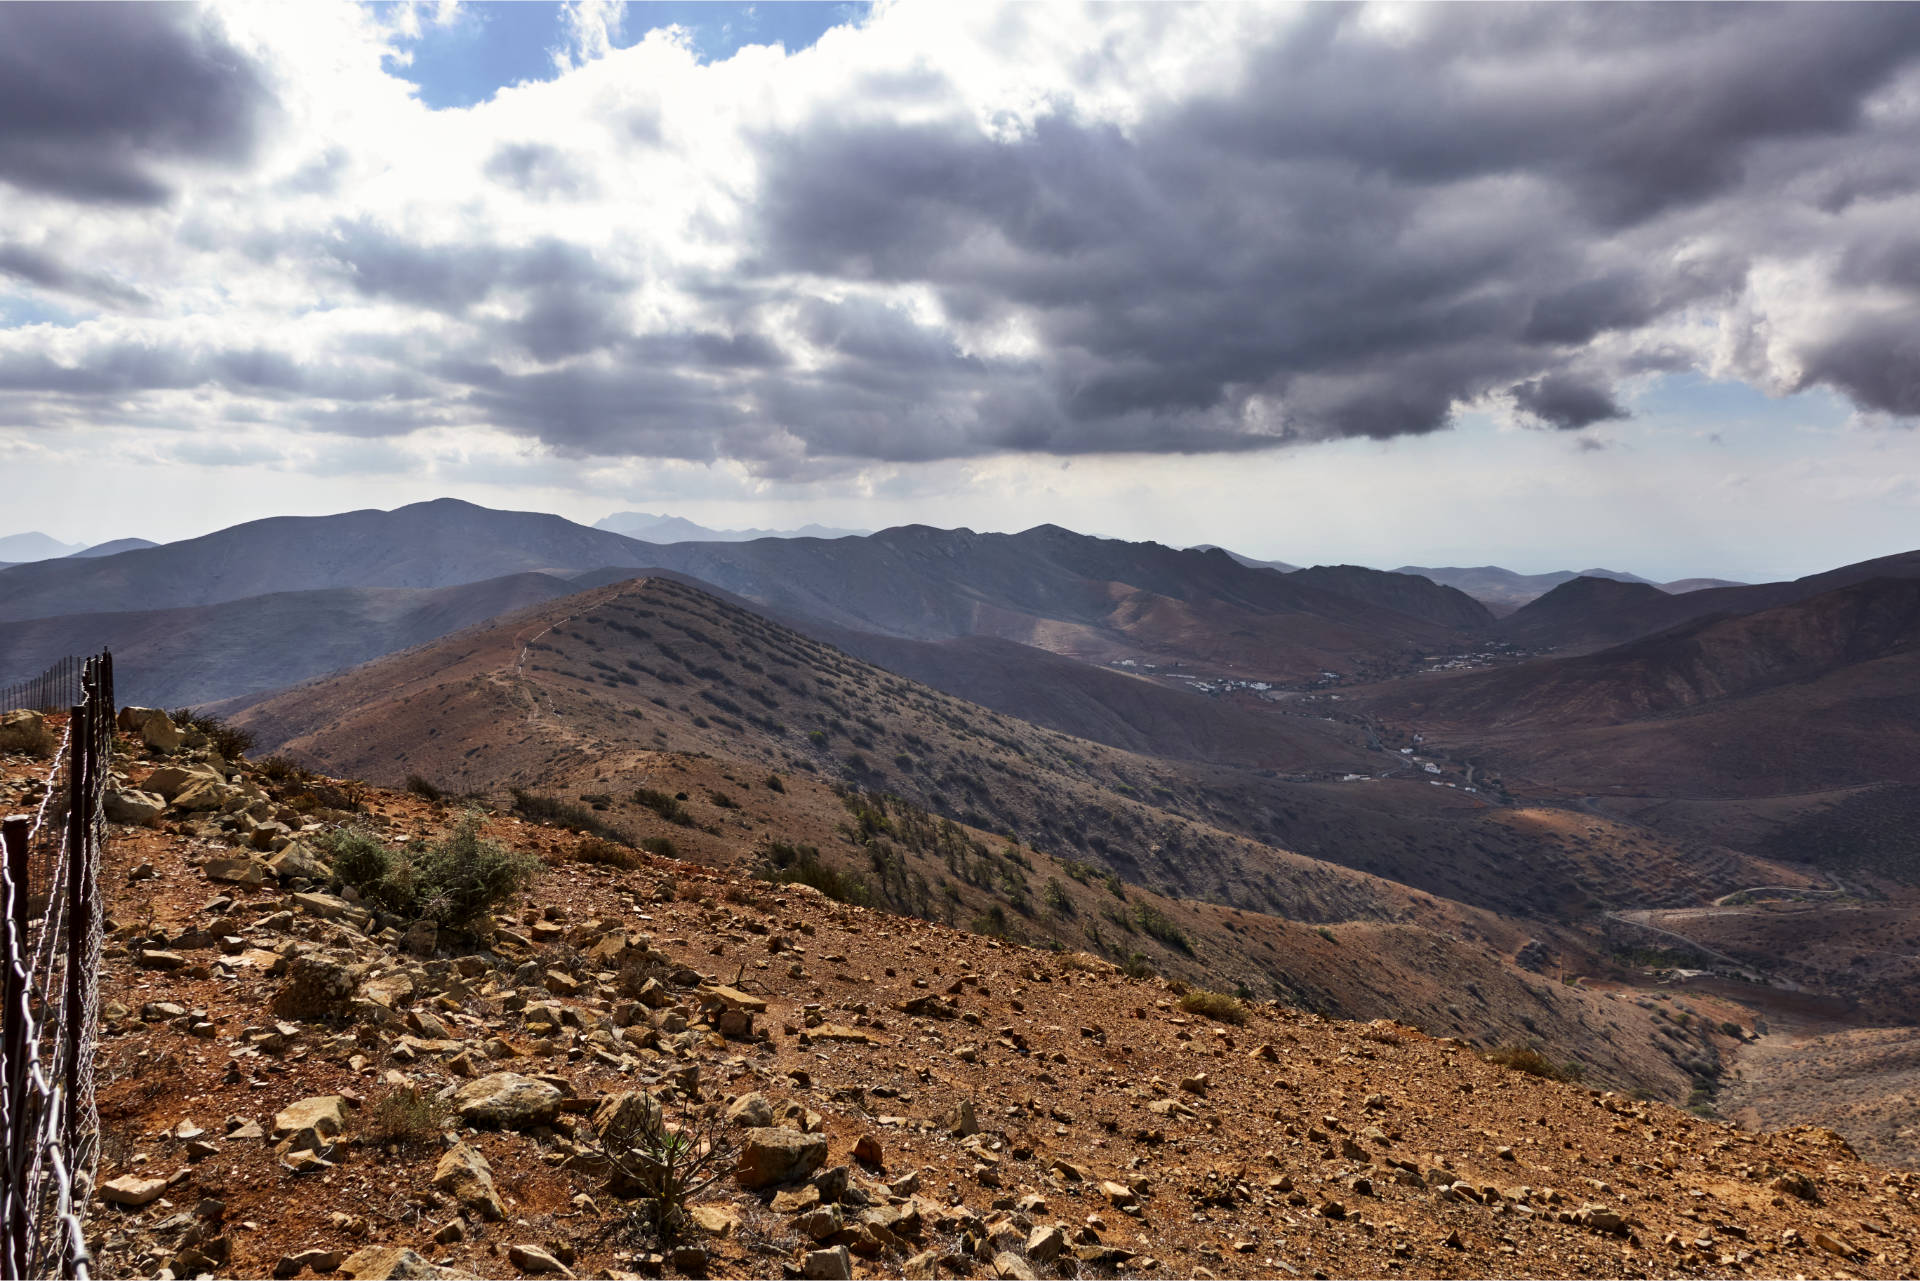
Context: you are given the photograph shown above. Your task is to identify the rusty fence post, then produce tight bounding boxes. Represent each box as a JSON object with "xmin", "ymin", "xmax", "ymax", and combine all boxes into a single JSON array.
[{"xmin": 61, "ymin": 690, "xmax": 90, "ymax": 1167}]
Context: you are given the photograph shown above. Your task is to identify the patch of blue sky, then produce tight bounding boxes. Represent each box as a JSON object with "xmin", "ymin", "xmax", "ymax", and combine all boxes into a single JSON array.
[
  {"xmin": 381, "ymin": 2, "xmax": 869, "ymax": 110},
  {"xmin": 1625, "ymin": 371, "xmax": 1857, "ymax": 457},
  {"xmin": 0, "ymin": 294, "xmax": 79, "ymax": 329}
]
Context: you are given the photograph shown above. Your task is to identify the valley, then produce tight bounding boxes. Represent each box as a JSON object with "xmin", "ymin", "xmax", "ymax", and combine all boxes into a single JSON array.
[{"xmin": 4, "ymin": 498, "xmax": 1917, "ymax": 1202}]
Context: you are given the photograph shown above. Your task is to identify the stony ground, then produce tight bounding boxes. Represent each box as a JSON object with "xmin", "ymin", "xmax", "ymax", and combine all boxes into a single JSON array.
[{"xmin": 5, "ymin": 722, "xmax": 1918, "ymax": 1280}]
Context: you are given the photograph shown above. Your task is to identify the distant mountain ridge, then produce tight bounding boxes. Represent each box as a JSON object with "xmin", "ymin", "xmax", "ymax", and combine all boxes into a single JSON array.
[
  {"xmin": 0, "ymin": 498, "xmax": 666, "ymax": 624},
  {"xmin": 1495, "ymin": 550, "xmax": 1920, "ymax": 652},
  {"xmin": 1397, "ymin": 564, "xmax": 1744, "ymax": 614},
  {"xmin": 0, "ymin": 531, "xmax": 86, "ymax": 563},
  {"xmin": 593, "ymin": 511, "xmax": 868, "ymax": 542}
]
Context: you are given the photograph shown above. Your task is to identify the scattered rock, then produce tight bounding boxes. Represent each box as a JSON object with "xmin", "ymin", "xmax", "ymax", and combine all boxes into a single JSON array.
[
  {"xmin": 431, "ymin": 1143, "xmax": 505, "ymax": 1220},
  {"xmin": 507, "ymin": 1243, "xmax": 574, "ymax": 1277},
  {"xmin": 454, "ymin": 1073, "xmax": 563, "ymax": 1129},
  {"xmin": 99, "ymin": 1175, "xmax": 168, "ymax": 1207},
  {"xmin": 338, "ymin": 1246, "xmax": 464, "ymax": 1279},
  {"xmin": 801, "ymin": 1245, "xmax": 852, "ymax": 1280},
  {"xmin": 736, "ymin": 1127, "xmax": 828, "ymax": 1189},
  {"xmin": 725, "ymin": 1092, "xmax": 775, "ymax": 1128}
]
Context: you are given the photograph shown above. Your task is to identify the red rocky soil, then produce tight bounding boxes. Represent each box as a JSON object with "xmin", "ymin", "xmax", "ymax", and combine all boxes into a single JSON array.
[{"xmin": 4, "ymin": 727, "xmax": 1916, "ymax": 1281}]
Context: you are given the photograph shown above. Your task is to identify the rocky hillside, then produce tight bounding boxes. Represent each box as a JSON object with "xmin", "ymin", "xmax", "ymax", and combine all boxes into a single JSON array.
[{"xmin": 8, "ymin": 720, "xmax": 1915, "ymax": 1280}]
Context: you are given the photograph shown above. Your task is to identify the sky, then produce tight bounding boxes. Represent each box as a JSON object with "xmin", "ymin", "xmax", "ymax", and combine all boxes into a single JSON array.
[{"xmin": 2, "ymin": 2, "xmax": 1920, "ymax": 582}]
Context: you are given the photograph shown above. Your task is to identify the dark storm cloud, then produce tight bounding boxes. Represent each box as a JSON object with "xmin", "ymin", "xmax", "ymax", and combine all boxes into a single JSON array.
[
  {"xmin": 1511, "ymin": 373, "xmax": 1629, "ymax": 431},
  {"xmin": 9, "ymin": 3, "xmax": 1920, "ymax": 469},
  {"xmin": 0, "ymin": 3, "xmax": 271, "ymax": 205},
  {"xmin": 0, "ymin": 244, "xmax": 150, "ymax": 308},
  {"xmin": 724, "ymin": 2, "xmax": 1920, "ymax": 458}
]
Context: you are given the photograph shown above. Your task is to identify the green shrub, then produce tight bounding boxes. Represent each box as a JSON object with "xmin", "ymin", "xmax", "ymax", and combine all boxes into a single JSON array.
[
  {"xmin": 1133, "ymin": 902, "xmax": 1192, "ymax": 953},
  {"xmin": 404, "ymin": 774, "xmax": 445, "ymax": 802},
  {"xmin": 633, "ymin": 787, "xmax": 694, "ymax": 827},
  {"xmin": 640, "ymin": 836, "xmax": 679, "ymax": 859},
  {"xmin": 762, "ymin": 774, "xmax": 785, "ymax": 793},
  {"xmin": 319, "ymin": 827, "xmax": 397, "ymax": 901},
  {"xmin": 1179, "ymin": 989, "xmax": 1247, "ymax": 1025},
  {"xmin": 707, "ymin": 790, "xmax": 738, "ymax": 809},
  {"xmin": 511, "ymin": 789, "xmax": 634, "ymax": 845},
  {"xmin": 257, "ymin": 755, "xmax": 306, "ymax": 783},
  {"xmin": 601, "ymin": 1095, "xmax": 740, "ymax": 1248},
  {"xmin": 170, "ymin": 709, "xmax": 256, "ymax": 760},
  {"xmin": 1043, "ymin": 877, "xmax": 1073, "ymax": 915},
  {"xmin": 410, "ymin": 814, "xmax": 539, "ymax": 933}
]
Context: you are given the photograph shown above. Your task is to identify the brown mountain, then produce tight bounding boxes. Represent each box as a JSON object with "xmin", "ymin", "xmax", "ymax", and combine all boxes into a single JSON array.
[
  {"xmin": 1497, "ymin": 549, "xmax": 1920, "ymax": 652},
  {"xmin": 1285, "ymin": 564, "xmax": 1494, "ymax": 631},
  {"xmin": 0, "ymin": 497, "xmax": 663, "ymax": 624},
  {"xmin": 1367, "ymin": 577, "xmax": 1920, "ymax": 798},
  {"xmin": 0, "ymin": 571, "xmax": 588, "ymax": 707}
]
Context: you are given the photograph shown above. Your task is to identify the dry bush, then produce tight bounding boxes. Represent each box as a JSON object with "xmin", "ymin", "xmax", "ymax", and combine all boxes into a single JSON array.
[
  {"xmin": 1179, "ymin": 989, "xmax": 1248, "ymax": 1026},
  {"xmin": 361, "ymin": 1085, "xmax": 449, "ymax": 1150},
  {"xmin": 572, "ymin": 835, "xmax": 640, "ymax": 869},
  {"xmin": 1487, "ymin": 1043, "xmax": 1572, "ymax": 1081}
]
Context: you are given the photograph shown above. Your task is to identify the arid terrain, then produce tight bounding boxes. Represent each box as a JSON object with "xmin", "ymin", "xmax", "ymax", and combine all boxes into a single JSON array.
[
  {"xmin": 4, "ymin": 501, "xmax": 1918, "ymax": 1281},
  {"xmin": 10, "ymin": 722, "xmax": 1920, "ymax": 1280}
]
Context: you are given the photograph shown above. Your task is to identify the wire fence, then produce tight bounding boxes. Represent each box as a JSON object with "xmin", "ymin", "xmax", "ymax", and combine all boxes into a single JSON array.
[
  {"xmin": 1, "ymin": 651, "xmax": 112, "ymax": 1280},
  {"xmin": 0, "ymin": 658, "xmax": 86, "ymax": 716}
]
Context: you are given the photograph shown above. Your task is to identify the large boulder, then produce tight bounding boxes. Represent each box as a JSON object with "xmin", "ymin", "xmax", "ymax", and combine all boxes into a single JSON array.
[
  {"xmin": 736, "ymin": 1128, "xmax": 828, "ymax": 1189},
  {"xmin": 266, "ymin": 842, "xmax": 328, "ymax": 882},
  {"xmin": 104, "ymin": 788, "xmax": 166, "ymax": 826},
  {"xmin": 118, "ymin": 707, "xmax": 183, "ymax": 751},
  {"xmin": 171, "ymin": 778, "xmax": 234, "ymax": 812},
  {"xmin": 453, "ymin": 1073, "xmax": 562, "ymax": 1129},
  {"xmin": 0, "ymin": 710, "xmax": 49, "ymax": 754},
  {"xmin": 431, "ymin": 1143, "xmax": 505, "ymax": 1220},
  {"xmin": 270, "ymin": 954, "xmax": 364, "ymax": 1020},
  {"xmin": 142, "ymin": 763, "xmax": 223, "ymax": 800}
]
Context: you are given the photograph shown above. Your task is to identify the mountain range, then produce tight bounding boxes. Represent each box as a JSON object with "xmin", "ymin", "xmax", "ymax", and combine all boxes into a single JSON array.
[
  {"xmin": 592, "ymin": 511, "xmax": 868, "ymax": 542},
  {"xmin": 6, "ymin": 496, "xmax": 1919, "ymax": 1153}
]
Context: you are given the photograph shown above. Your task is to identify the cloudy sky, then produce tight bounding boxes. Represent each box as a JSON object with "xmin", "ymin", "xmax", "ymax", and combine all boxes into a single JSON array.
[{"xmin": 3, "ymin": 1, "xmax": 1919, "ymax": 580}]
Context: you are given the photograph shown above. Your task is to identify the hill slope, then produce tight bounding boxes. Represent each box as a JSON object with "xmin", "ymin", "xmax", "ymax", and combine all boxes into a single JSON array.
[
  {"xmin": 0, "ymin": 571, "xmax": 589, "ymax": 706},
  {"xmin": 1497, "ymin": 551, "xmax": 1920, "ymax": 652},
  {"xmin": 0, "ymin": 498, "xmax": 662, "ymax": 623},
  {"xmin": 72, "ymin": 745, "xmax": 1920, "ymax": 1279},
  {"xmin": 1366, "ymin": 578, "xmax": 1920, "ymax": 799}
]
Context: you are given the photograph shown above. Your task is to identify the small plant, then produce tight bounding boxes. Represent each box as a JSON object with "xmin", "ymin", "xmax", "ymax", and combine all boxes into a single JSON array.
[
  {"xmin": 1316, "ymin": 926, "xmax": 1339, "ymax": 944},
  {"xmin": 360, "ymin": 1085, "xmax": 448, "ymax": 1151},
  {"xmin": 1133, "ymin": 903, "xmax": 1192, "ymax": 953},
  {"xmin": 404, "ymin": 774, "xmax": 445, "ymax": 802},
  {"xmin": 633, "ymin": 787, "xmax": 694, "ymax": 827},
  {"xmin": 601, "ymin": 1095, "xmax": 741, "ymax": 1248},
  {"xmin": 640, "ymin": 836, "xmax": 679, "ymax": 859},
  {"xmin": 1179, "ymin": 988, "xmax": 1247, "ymax": 1025},
  {"xmin": 511, "ymin": 789, "xmax": 635, "ymax": 845},
  {"xmin": 256, "ymin": 754, "xmax": 306, "ymax": 784},
  {"xmin": 707, "ymin": 790, "xmax": 738, "ymax": 809},
  {"xmin": 573, "ymin": 835, "xmax": 639, "ymax": 869},
  {"xmin": 169, "ymin": 708, "xmax": 256, "ymax": 760},
  {"xmin": 762, "ymin": 774, "xmax": 785, "ymax": 793},
  {"xmin": 1486, "ymin": 1043, "xmax": 1572, "ymax": 1082}
]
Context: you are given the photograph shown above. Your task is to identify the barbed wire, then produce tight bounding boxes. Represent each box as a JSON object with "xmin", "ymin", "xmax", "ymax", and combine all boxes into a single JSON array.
[{"xmin": 2, "ymin": 650, "xmax": 112, "ymax": 1280}]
